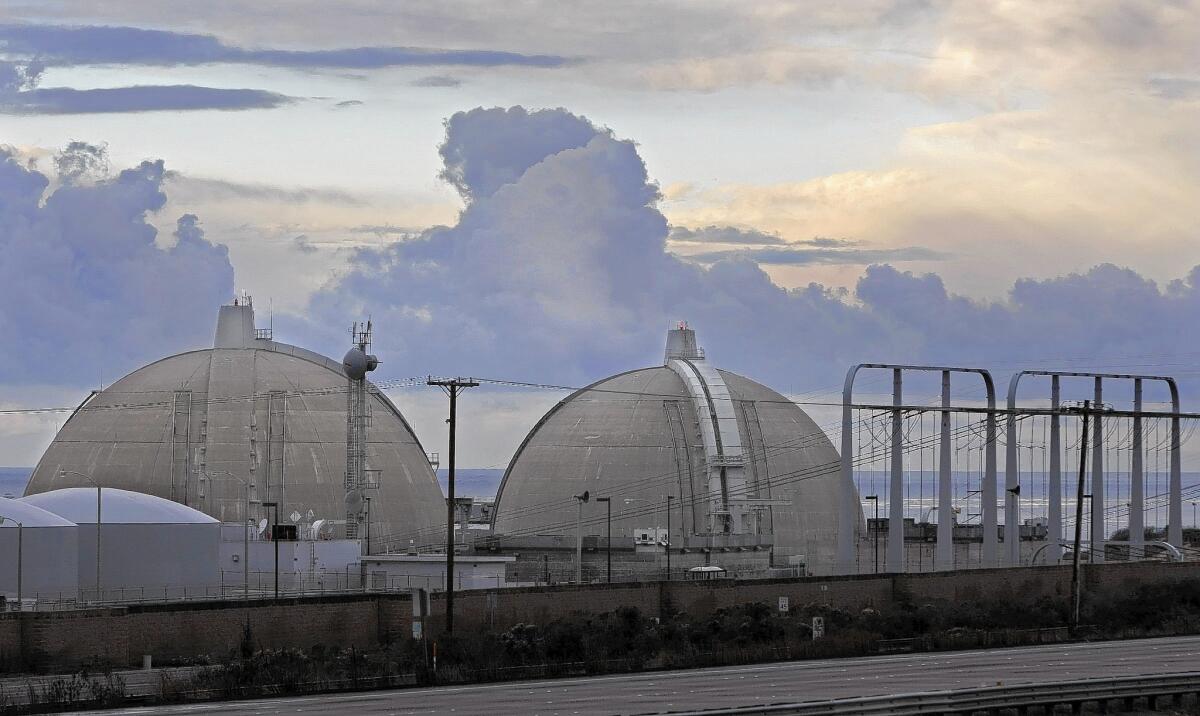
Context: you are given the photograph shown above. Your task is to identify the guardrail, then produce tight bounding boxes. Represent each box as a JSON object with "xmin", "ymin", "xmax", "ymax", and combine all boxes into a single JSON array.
[{"xmin": 675, "ymin": 672, "xmax": 1200, "ymax": 715}]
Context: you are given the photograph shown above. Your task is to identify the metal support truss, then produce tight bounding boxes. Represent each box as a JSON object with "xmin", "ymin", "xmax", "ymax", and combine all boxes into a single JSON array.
[
  {"xmin": 1005, "ymin": 371, "xmax": 1181, "ymax": 566},
  {"xmin": 839, "ymin": 364, "xmax": 997, "ymax": 574}
]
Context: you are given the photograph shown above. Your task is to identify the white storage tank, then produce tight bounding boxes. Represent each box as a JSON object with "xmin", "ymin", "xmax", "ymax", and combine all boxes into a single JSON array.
[
  {"xmin": 0, "ymin": 497, "xmax": 79, "ymax": 604},
  {"xmin": 22, "ymin": 488, "xmax": 220, "ymax": 601}
]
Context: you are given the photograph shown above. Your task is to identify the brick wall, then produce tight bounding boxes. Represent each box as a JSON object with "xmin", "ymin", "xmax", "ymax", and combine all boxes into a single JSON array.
[
  {"xmin": 4, "ymin": 561, "xmax": 1200, "ymax": 673},
  {"xmin": 0, "ymin": 594, "xmax": 415, "ymax": 672}
]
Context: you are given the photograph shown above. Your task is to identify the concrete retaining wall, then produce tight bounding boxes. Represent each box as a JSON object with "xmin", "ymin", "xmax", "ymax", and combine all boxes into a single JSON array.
[{"xmin": 2, "ymin": 561, "xmax": 1197, "ymax": 673}]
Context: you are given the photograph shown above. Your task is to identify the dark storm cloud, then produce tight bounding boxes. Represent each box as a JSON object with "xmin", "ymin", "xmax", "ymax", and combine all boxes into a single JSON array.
[
  {"xmin": 0, "ymin": 24, "xmax": 570, "ymax": 69},
  {"xmin": 0, "ymin": 59, "xmax": 291, "ymax": 114},
  {"xmin": 0, "ymin": 83, "xmax": 291, "ymax": 114},
  {"xmin": 0, "ymin": 145, "xmax": 233, "ymax": 384}
]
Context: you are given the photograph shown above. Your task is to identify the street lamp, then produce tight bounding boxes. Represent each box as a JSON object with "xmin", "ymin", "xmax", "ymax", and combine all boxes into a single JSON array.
[
  {"xmin": 58, "ymin": 469, "xmax": 101, "ymax": 601},
  {"xmin": 199, "ymin": 469, "xmax": 255, "ymax": 599},
  {"xmin": 595, "ymin": 497, "xmax": 612, "ymax": 583},
  {"xmin": 865, "ymin": 495, "xmax": 879, "ymax": 574},
  {"xmin": 573, "ymin": 491, "xmax": 590, "ymax": 583},
  {"xmin": 665, "ymin": 495, "xmax": 674, "ymax": 581},
  {"xmin": 0, "ymin": 516, "xmax": 23, "ymax": 610},
  {"xmin": 262, "ymin": 501, "xmax": 279, "ymax": 599},
  {"xmin": 364, "ymin": 496, "xmax": 372, "ymax": 556}
]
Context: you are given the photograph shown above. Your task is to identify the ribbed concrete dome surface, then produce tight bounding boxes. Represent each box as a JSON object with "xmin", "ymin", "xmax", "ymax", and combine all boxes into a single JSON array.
[
  {"xmin": 493, "ymin": 363, "xmax": 851, "ymax": 568},
  {"xmin": 27, "ymin": 304, "xmax": 445, "ymax": 544}
]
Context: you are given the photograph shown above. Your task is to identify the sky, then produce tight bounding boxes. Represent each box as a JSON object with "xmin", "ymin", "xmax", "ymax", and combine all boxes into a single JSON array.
[{"xmin": 1, "ymin": 1, "xmax": 1199, "ymax": 468}]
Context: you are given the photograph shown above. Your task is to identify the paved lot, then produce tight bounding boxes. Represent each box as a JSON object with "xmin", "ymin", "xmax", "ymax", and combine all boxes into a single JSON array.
[{"xmin": 80, "ymin": 635, "xmax": 1200, "ymax": 715}]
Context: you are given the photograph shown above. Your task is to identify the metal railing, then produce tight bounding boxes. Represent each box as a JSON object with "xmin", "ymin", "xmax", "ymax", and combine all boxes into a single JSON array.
[{"xmin": 673, "ymin": 672, "xmax": 1200, "ymax": 715}]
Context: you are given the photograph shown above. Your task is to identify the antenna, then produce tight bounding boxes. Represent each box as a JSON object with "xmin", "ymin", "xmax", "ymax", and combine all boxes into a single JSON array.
[{"xmin": 342, "ymin": 319, "xmax": 381, "ymax": 539}]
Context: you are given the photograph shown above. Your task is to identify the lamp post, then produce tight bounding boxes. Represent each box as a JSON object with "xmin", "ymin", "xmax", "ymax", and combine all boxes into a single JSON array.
[
  {"xmin": 595, "ymin": 497, "xmax": 612, "ymax": 583},
  {"xmin": 364, "ymin": 497, "xmax": 372, "ymax": 555},
  {"xmin": 59, "ymin": 469, "xmax": 101, "ymax": 601},
  {"xmin": 200, "ymin": 469, "xmax": 253, "ymax": 599},
  {"xmin": 262, "ymin": 501, "xmax": 279, "ymax": 599},
  {"xmin": 574, "ymin": 491, "xmax": 590, "ymax": 583},
  {"xmin": 865, "ymin": 495, "xmax": 879, "ymax": 574},
  {"xmin": 0, "ymin": 516, "xmax": 23, "ymax": 610},
  {"xmin": 665, "ymin": 495, "xmax": 674, "ymax": 581}
]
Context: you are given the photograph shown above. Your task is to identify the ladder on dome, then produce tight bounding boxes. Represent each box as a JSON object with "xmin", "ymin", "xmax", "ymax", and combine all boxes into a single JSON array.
[{"xmin": 171, "ymin": 390, "xmax": 192, "ymax": 505}]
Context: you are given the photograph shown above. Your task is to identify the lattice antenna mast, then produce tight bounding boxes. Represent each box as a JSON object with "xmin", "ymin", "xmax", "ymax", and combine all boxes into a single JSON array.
[{"xmin": 342, "ymin": 320, "xmax": 379, "ymax": 540}]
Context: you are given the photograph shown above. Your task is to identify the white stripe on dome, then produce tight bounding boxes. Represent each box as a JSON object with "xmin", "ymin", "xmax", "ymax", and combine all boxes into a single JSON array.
[{"xmin": 665, "ymin": 327, "xmax": 750, "ymax": 535}]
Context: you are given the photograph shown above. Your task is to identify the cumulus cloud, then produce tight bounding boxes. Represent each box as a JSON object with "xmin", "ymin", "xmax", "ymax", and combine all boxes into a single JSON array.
[
  {"xmin": 0, "ymin": 59, "xmax": 291, "ymax": 114},
  {"xmin": 299, "ymin": 106, "xmax": 1200, "ymax": 393},
  {"xmin": 436, "ymin": 106, "xmax": 602, "ymax": 200},
  {"xmin": 0, "ymin": 146, "xmax": 234, "ymax": 385},
  {"xmin": 0, "ymin": 24, "xmax": 568, "ymax": 70}
]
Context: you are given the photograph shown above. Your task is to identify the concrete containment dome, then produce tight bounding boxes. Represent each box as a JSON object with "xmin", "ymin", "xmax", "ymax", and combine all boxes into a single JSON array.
[
  {"xmin": 492, "ymin": 324, "xmax": 859, "ymax": 571},
  {"xmin": 26, "ymin": 299, "xmax": 445, "ymax": 548}
]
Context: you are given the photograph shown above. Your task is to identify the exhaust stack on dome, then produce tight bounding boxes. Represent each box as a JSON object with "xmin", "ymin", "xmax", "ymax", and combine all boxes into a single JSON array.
[
  {"xmin": 214, "ymin": 294, "xmax": 268, "ymax": 349},
  {"xmin": 664, "ymin": 321, "xmax": 704, "ymax": 362}
]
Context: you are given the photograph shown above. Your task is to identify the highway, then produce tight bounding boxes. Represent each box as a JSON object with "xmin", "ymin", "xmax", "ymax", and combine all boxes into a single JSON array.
[{"xmin": 82, "ymin": 635, "xmax": 1200, "ymax": 715}]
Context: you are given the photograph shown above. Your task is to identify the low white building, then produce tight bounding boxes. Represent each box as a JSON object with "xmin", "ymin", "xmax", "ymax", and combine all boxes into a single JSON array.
[
  {"xmin": 361, "ymin": 554, "xmax": 514, "ymax": 592},
  {"xmin": 0, "ymin": 496, "xmax": 79, "ymax": 604},
  {"xmin": 218, "ymin": 523, "xmax": 363, "ymax": 594},
  {"xmin": 22, "ymin": 488, "xmax": 221, "ymax": 601}
]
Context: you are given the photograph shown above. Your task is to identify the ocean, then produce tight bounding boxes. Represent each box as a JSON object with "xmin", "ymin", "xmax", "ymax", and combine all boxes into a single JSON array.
[{"xmin": 0, "ymin": 468, "xmax": 31, "ymax": 498}]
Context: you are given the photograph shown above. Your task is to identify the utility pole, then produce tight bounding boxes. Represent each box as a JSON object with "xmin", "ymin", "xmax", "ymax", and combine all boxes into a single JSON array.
[
  {"xmin": 1069, "ymin": 400, "xmax": 1091, "ymax": 633},
  {"xmin": 427, "ymin": 376, "xmax": 478, "ymax": 635}
]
